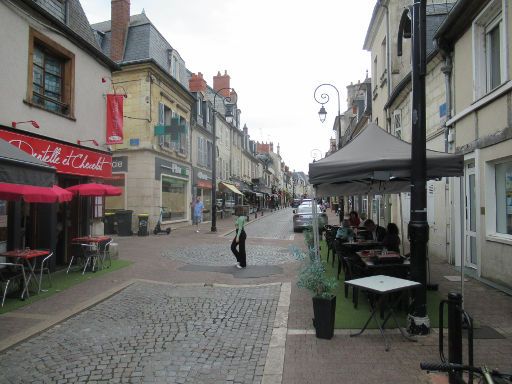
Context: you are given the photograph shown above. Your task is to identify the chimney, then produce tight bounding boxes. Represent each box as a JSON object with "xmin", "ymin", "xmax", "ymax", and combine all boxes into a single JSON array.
[
  {"xmin": 189, "ymin": 72, "xmax": 207, "ymax": 92},
  {"xmin": 111, "ymin": 0, "xmax": 130, "ymax": 62},
  {"xmin": 213, "ymin": 70, "xmax": 230, "ymax": 97},
  {"xmin": 243, "ymin": 124, "xmax": 248, "ymax": 134},
  {"xmin": 270, "ymin": 142, "xmax": 274, "ymax": 152}
]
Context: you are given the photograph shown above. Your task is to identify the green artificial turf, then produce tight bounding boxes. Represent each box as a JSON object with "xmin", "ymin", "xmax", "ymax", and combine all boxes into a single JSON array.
[
  {"xmin": 317, "ymin": 241, "xmax": 446, "ymax": 329},
  {"xmin": 0, "ymin": 259, "xmax": 132, "ymax": 315}
]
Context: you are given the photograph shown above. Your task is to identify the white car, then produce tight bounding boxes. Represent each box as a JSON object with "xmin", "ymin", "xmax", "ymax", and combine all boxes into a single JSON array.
[{"xmin": 292, "ymin": 204, "xmax": 328, "ymax": 232}]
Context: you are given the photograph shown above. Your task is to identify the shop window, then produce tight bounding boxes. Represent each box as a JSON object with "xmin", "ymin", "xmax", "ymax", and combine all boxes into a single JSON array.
[
  {"xmin": 473, "ymin": 0, "xmax": 507, "ymax": 99},
  {"xmin": 495, "ymin": 160, "xmax": 512, "ymax": 235},
  {"xmin": 93, "ymin": 196, "xmax": 104, "ymax": 219},
  {"xmin": 27, "ymin": 29, "xmax": 75, "ymax": 117},
  {"xmin": 161, "ymin": 175, "xmax": 187, "ymax": 221}
]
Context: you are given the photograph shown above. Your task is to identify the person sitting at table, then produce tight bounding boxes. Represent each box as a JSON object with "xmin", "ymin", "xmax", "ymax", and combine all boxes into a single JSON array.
[
  {"xmin": 382, "ymin": 222, "xmax": 401, "ymax": 253},
  {"xmin": 363, "ymin": 219, "xmax": 387, "ymax": 242},
  {"xmin": 348, "ymin": 211, "xmax": 361, "ymax": 228},
  {"xmin": 336, "ymin": 218, "xmax": 355, "ymax": 242}
]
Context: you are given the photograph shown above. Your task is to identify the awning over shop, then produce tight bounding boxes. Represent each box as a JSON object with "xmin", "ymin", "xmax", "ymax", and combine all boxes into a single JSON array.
[
  {"xmin": 0, "ymin": 138, "xmax": 55, "ymax": 187},
  {"xmin": 219, "ymin": 182, "xmax": 243, "ymax": 195}
]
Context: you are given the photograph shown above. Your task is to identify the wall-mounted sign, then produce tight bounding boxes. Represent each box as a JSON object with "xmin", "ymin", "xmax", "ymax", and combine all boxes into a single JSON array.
[
  {"xmin": 130, "ymin": 138, "xmax": 139, "ymax": 146},
  {"xmin": 106, "ymin": 94, "xmax": 124, "ymax": 144},
  {"xmin": 155, "ymin": 157, "xmax": 190, "ymax": 180},
  {"xmin": 0, "ymin": 129, "xmax": 112, "ymax": 178},
  {"xmin": 112, "ymin": 156, "xmax": 128, "ymax": 172}
]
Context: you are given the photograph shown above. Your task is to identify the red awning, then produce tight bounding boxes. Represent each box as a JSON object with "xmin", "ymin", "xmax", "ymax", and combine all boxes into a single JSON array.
[
  {"xmin": 0, "ymin": 183, "xmax": 72, "ymax": 203},
  {"xmin": 66, "ymin": 183, "xmax": 122, "ymax": 197}
]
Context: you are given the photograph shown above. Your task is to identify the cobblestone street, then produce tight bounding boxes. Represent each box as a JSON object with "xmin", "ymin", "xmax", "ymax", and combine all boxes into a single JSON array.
[
  {"xmin": 1, "ymin": 282, "xmax": 281, "ymax": 384},
  {"xmin": 0, "ymin": 209, "xmax": 510, "ymax": 384}
]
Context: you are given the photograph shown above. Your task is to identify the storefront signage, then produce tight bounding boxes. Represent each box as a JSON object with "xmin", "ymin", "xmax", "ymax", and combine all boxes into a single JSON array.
[
  {"xmin": 192, "ymin": 167, "xmax": 212, "ymax": 189},
  {"xmin": 155, "ymin": 157, "xmax": 190, "ymax": 180},
  {"xmin": 0, "ymin": 129, "xmax": 112, "ymax": 178},
  {"xmin": 112, "ymin": 156, "xmax": 128, "ymax": 172}
]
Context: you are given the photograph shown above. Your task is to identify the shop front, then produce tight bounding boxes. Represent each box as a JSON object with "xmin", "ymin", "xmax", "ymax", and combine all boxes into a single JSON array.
[
  {"xmin": 156, "ymin": 157, "xmax": 191, "ymax": 224},
  {"xmin": 0, "ymin": 127, "xmax": 112, "ymax": 267},
  {"xmin": 192, "ymin": 168, "xmax": 212, "ymax": 221}
]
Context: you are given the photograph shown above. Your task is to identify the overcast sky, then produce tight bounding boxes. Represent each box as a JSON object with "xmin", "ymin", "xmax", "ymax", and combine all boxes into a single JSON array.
[{"xmin": 81, "ymin": 0, "xmax": 375, "ymax": 174}]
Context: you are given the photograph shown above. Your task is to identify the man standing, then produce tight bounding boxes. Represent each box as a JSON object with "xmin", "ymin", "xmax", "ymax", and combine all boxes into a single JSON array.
[{"xmin": 192, "ymin": 196, "xmax": 204, "ymax": 233}]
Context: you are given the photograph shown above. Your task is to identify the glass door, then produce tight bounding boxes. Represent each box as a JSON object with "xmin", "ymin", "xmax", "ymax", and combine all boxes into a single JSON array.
[{"xmin": 464, "ymin": 162, "xmax": 477, "ymax": 267}]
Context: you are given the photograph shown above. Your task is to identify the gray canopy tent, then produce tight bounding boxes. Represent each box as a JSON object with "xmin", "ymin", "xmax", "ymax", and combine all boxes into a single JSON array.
[
  {"xmin": 309, "ymin": 122, "xmax": 463, "ymax": 196},
  {"xmin": 308, "ymin": 122, "xmax": 465, "ymax": 315}
]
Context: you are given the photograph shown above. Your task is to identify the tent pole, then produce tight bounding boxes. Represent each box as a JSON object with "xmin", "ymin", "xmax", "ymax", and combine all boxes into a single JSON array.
[{"xmin": 399, "ymin": 193, "xmax": 405, "ymax": 256}]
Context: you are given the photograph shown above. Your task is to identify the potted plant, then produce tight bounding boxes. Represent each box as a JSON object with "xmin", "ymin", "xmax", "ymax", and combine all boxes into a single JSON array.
[{"xmin": 293, "ymin": 228, "xmax": 338, "ymax": 339}]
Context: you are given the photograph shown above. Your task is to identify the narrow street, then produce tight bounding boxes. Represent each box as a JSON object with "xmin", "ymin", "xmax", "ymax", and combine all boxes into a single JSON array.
[{"xmin": 0, "ymin": 210, "xmax": 511, "ymax": 384}]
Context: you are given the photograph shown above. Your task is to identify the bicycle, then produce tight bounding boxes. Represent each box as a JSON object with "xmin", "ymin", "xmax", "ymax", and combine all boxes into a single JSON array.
[{"xmin": 420, "ymin": 362, "xmax": 512, "ymax": 384}]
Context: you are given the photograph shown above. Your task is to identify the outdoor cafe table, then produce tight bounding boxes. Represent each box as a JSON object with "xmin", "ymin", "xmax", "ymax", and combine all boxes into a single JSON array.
[
  {"xmin": 71, "ymin": 236, "xmax": 111, "ymax": 272},
  {"xmin": 336, "ymin": 240, "xmax": 383, "ymax": 278},
  {"xmin": 0, "ymin": 249, "xmax": 50, "ymax": 299},
  {"xmin": 356, "ymin": 249, "xmax": 411, "ymax": 277},
  {"xmin": 345, "ymin": 275, "xmax": 421, "ymax": 351}
]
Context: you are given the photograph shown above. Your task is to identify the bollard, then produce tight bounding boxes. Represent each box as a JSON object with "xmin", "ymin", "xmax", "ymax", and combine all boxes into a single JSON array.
[
  {"xmin": 447, "ymin": 292, "xmax": 463, "ymax": 384},
  {"xmin": 439, "ymin": 292, "xmax": 463, "ymax": 384}
]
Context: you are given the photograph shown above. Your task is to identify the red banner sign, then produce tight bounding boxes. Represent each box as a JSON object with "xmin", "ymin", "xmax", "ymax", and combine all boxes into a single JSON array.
[
  {"xmin": 106, "ymin": 94, "xmax": 124, "ymax": 144},
  {"xmin": 0, "ymin": 129, "xmax": 112, "ymax": 178}
]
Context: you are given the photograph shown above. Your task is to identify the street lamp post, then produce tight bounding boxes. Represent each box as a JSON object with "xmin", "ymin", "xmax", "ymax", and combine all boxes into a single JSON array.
[
  {"xmin": 408, "ymin": 0, "xmax": 430, "ymax": 335},
  {"xmin": 314, "ymin": 83, "xmax": 342, "ymax": 150},
  {"xmin": 211, "ymin": 88, "xmax": 237, "ymax": 232},
  {"xmin": 314, "ymin": 83, "xmax": 344, "ymax": 218}
]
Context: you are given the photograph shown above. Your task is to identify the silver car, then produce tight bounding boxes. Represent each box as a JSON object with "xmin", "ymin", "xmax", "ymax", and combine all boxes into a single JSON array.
[{"xmin": 292, "ymin": 204, "xmax": 328, "ymax": 232}]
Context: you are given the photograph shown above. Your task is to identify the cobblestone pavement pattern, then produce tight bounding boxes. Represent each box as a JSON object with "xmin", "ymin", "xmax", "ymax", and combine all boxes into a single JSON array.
[
  {"xmin": 239, "ymin": 208, "xmax": 295, "ymax": 240},
  {"xmin": 164, "ymin": 244, "xmax": 296, "ymax": 266},
  {"xmin": 1, "ymin": 282, "xmax": 281, "ymax": 384}
]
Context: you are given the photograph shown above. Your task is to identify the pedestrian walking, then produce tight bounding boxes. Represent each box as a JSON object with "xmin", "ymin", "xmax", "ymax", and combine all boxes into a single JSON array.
[
  {"xmin": 231, "ymin": 215, "xmax": 247, "ymax": 268},
  {"xmin": 192, "ymin": 196, "xmax": 204, "ymax": 232}
]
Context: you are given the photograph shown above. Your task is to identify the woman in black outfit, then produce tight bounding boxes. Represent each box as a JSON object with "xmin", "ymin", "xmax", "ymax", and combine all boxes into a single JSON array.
[{"xmin": 382, "ymin": 222, "xmax": 401, "ymax": 253}]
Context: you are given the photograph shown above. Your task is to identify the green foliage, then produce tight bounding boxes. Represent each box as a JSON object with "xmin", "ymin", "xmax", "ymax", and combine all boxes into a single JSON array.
[{"xmin": 294, "ymin": 233, "xmax": 338, "ymax": 299}]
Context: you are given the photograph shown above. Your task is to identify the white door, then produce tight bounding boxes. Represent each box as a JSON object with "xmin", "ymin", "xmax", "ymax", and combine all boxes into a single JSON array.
[{"xmin": 464, "ymin": 162, "xmax": 478, "ymax": 268}]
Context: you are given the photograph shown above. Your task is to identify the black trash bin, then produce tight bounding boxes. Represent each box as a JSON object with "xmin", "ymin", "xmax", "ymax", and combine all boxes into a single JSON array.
[
  {"xmin": 137, "ymin": 214, "xmax": 149, "ymax": 236},
  {"xmin": 115, "ymin": 210, "xmax": 133, "ymax": 236},
  {"xmin": 103, "ymin": 212, "xmax": 116, "ymax": 235}
]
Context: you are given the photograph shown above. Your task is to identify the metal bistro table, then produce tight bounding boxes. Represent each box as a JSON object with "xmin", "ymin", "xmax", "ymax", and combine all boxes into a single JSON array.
[
  {"xmin": 69, "ymin": 236, "xmax": 112, "ymax": 274},
  {"xmin": 0, "ymin": 249, "xmax": 51, "ymax": 299},
  {"xmin": 345, "ymin": 275, "xmax": 421, "ymax": 351}
]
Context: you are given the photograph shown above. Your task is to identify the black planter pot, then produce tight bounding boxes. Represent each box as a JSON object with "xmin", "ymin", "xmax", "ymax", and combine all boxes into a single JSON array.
[{"xmin": 312, "ymin": 295, "xmax": 336, "ymax": 339}]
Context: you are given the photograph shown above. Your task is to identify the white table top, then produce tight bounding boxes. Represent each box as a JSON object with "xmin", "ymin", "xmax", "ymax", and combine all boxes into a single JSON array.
[{"xmin": 345, "ymin": 275, "xmax": 421, "ymax": 294}]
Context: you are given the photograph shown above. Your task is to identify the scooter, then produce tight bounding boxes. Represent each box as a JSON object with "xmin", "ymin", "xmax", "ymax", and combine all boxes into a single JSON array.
[{"xmin": 153, "ymin": 206, "xmax": 171, "ymax": 235}]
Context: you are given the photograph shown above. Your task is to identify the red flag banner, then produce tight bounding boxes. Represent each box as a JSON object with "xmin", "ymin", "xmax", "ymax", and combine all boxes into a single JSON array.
[{"xmin": 106, "ymin": 94, "xmax": 124, "ymax": 144}]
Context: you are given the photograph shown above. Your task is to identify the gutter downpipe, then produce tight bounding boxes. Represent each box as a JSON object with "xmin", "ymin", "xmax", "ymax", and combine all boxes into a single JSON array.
[
  {"xmin": 379, "ymin": 0, "xmax": 392, "ymax": 132},
  {"xmin": 440, "ymin": 49, "xmax": 453, "ymax": 265}
]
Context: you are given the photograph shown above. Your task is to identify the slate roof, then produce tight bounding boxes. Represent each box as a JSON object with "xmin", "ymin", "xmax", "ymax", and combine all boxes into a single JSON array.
[
  {"xmin": 426, "ymin": 2, "xmax": 455, "ymax": 54},
  {"xmin": 66, "ymin": 0, "xmax": 101, "ymax": 49},
  {"xmin": 91, "ymin": 13, "xmax": 171, "ymax": 71}
]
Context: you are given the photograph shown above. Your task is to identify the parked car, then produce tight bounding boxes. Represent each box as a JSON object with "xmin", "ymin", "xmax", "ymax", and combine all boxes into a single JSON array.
[
  {"xmin": 292, "ymin": 204, "xmax": 328, "ymax": 232},
  {"xmin": 291, "ymin": 199, "xmax": 302, "ymax": 208}
]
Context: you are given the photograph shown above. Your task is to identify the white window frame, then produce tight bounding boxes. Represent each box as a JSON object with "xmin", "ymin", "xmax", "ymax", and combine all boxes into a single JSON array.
[
  {"xmin": 393, "ymin": 109, "xmax": 402, "ymax": 139},
  {"xmin": 472, "ymin": 0, "xmax": 508, "ymax": 100},
  {"xmin": 485, "ymin": 156, "xmax": 512, "ymax": 245}
]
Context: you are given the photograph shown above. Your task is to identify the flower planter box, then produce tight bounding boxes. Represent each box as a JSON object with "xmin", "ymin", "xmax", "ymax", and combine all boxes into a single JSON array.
[{"xmin": 312, "ymin": 295, "xmax": 336, "ymax": 339}]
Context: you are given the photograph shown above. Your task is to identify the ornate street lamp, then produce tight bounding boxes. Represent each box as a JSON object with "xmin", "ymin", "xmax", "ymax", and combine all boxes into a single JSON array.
[
  {"xmin": 314, "ymin": 83, "xmax": 341, "ymax": 149},
  {"xmin": 211, "ymin": 88, "xmax": 237, "ymax": 232}
]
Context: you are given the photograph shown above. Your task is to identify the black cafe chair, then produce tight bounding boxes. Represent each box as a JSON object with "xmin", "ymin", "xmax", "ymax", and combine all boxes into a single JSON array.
[{"xmin": 324, "ymin": 225, "xmax": 338, "ymax": 266}]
